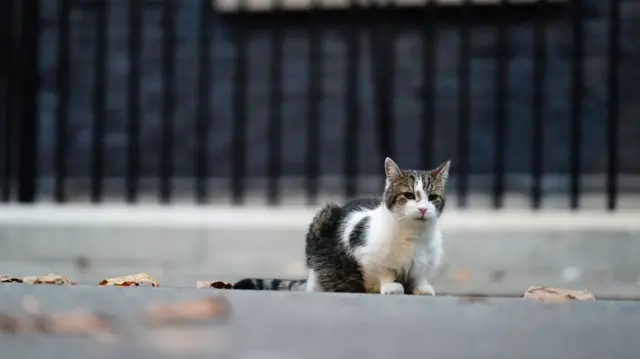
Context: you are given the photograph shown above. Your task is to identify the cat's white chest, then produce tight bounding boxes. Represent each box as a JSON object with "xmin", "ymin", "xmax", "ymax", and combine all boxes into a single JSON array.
[
  {"xmin": 358, "ymin": 224, "xmax": 442, "ymax": 293},
  {"xmin": 386, "ymin": 227, "xmax": 419, "ymax": 268},
  {"xmin": 357, "ymin": 228, "xmax": 417, "ymax": 290},
  {"xmin": 410, "ymin": 237, "xmax": 442, "ymax": 275}
]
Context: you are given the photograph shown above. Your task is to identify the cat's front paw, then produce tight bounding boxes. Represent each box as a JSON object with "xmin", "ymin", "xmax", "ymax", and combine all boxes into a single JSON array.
[
  {"xmin": 381, "ymin": 282, "xmax": 405, "ymax": 295},
  {"xmin": 413, "ymin": 283, "xmax": 435, "ymax": 296}
]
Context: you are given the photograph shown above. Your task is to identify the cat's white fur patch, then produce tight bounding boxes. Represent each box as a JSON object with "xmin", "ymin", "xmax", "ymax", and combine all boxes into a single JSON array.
[
  {"xmin": 340, "ymin": 200, "xmax": 443, "ymax": 295},
  {"xmin": 381, "ymin": 282, "xmax": 405, "ymax": 295},
  {"xmin": 305, "ymin": 270, "xmax": 321, "ymax": 292}
]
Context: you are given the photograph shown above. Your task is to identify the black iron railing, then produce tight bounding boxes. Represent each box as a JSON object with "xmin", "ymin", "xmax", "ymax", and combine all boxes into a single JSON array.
[
  {"xmin": 0, "ymin": 0, "xmax": 627, "ymax": 210},
  {"xmin": 2, "ymin": 0, "xmax": 40, "ymax": 203}
]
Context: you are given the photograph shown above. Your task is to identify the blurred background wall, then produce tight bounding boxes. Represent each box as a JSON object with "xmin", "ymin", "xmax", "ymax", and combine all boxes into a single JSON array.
[{"xmin": 1, "ymin": 0, "xmax": 636, "ymax": 204}]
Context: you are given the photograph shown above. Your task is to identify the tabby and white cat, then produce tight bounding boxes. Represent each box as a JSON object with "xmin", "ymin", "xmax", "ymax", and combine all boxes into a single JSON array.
[{"xmin": 233, "ymin": 157, "xmax": 450, "ymax": 295}]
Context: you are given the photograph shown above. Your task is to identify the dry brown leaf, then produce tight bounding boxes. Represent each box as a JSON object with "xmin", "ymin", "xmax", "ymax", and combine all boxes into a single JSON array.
[
  {"xmin": 0, "ymin": 311, "xmax": 113, "ymax": 335},
  {"xmin": 0, "ymin": 276, "xmax": 23, "ymax": 283},
  {"xmin": 196, "ymin": 280, "xmax": 233, "ymax": 289},
  {"xmin": 522, "ymin": 286, "xmax": 595, "ymax": 302},
  {"xmin": 147, "ymin": 297, "xmax": 231, "ymax": 325},
  {"xmin": 21, "ymin": 273, "xmax": 76, "ymax": 285},
  {"xmin": 98, "ymin": 272, "xmax": 159, "ymax": 287},
  {"xmin": 458, "ymin": 293, "xmax": 488, "ymax": 304},
  {"xmin": 0, "ymin": 314, "xmax": 20, "ymax": 333},
  {"xmin": 32, "ymin": 311, "xmax": 113, "ymax": 334}
]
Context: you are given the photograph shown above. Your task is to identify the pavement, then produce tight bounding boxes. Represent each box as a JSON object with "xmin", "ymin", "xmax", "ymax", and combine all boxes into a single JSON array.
[
  {"xmin": 1, "ymin": 201, "xmax": 639, "ymax": 358},
  {"xmin": 0, "ymin": 284, "xmax": 639, "ymax": 359},
  {"xmin": 1, "ymin": 203, "xmax": 640, "ymax": 296}
]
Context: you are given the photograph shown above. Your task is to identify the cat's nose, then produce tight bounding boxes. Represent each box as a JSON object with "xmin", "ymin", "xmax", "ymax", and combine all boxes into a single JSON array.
[{"xmin": 417, "ymin": 208, "xmax": 426, "ymax": 215}]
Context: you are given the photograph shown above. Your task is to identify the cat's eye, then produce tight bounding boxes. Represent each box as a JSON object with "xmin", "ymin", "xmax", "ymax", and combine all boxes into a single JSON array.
[
  {"xmin": 403, "ymin": 192, "xmax": 416, "ymax": 200},
  {"xmin": 428, "ymin": 194, "xmax": 439, "ymax": 202}
]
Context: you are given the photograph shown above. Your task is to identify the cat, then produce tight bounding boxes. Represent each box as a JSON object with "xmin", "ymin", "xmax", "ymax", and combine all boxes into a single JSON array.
[{"xmin": 233, "ymin": 157, "xmax": 450, "ymax": 295}]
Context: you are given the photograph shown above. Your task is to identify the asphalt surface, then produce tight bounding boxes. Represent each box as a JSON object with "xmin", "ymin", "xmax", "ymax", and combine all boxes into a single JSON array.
[{"xmin": 0, "ymin": 284, "xmax": 639, "ymax": 359}]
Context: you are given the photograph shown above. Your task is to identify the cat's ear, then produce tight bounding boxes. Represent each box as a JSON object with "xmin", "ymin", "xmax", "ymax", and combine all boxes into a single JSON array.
[
  {"xmin": 384, "ymin": 157, "xmax": 403, "ymax": 181},
  {"xmin": 431, "ymin": 160, "xmax": 451, "ymax": 184}
]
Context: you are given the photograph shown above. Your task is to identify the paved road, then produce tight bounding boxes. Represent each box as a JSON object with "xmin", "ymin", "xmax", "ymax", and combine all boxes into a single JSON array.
[{"xmin": 0, "ymin": 284, "xmax": 638, "ymax": 359}]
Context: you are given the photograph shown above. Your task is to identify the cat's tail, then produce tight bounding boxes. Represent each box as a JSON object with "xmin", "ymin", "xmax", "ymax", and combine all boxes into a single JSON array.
[
  {"xmin": 233, "ymin": 203, "xmax": 343, "ymax": 293},
  {"xmin": 307, "ymin": 202, "xmax": 342, "ymax": 243},
  {"xmin": 232, "ymin": 278, "xmax": 307, "ymax": 291}
]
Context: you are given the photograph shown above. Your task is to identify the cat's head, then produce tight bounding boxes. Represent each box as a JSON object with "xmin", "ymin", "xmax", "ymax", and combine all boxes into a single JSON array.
[{"xmin": 382, "ymin": 157, "xmax": 450, "ymax": 222}]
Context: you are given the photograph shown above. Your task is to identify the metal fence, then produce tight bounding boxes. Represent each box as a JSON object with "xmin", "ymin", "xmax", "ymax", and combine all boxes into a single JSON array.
[{"xmin": 0, "ymin": 0, "xmax": 626, "ymax": 210}]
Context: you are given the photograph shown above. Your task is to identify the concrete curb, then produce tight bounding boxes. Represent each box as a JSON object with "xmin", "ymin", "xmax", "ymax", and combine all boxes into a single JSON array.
[{"xmin": 1, "ymin": 204, "xmax": 640, "ymax": 232}]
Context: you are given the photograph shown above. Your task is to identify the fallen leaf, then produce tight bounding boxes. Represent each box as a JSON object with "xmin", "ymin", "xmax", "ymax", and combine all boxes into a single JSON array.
[
  {"xmin": 522, "ymin": 286, "xmax": 595, "ymax": 302},
  {"xmin": 0, "ymin": 276, "xmax": 23, "ymax": 283},
  {"xmin": 21, "ymin": 273, "xmax": 76, "ymax": 285},
  {"xmin": 147, "ymin": 297, "xmax": 231, "ymax": 326},
  {"xmin": 0, "ymin": 311, "xmax": 113, "ymax": 335},
  {"xmin": 196, "ymin": 281, "xmax": 233, "ymax": 289},
  {"xmin": 98, "ymin": 272, "xmax": 159, "ymax": 287},
  {"xmin": 32, "ymin": 310, "xmax": 113, "ymax": 334},
  {"xmin": 458, "ymin": 293, "xmax": 488, "ymax": 304},
  {"xmin": 0, "ymin": 314, "xmax": 20, "ymax": 333}
]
